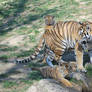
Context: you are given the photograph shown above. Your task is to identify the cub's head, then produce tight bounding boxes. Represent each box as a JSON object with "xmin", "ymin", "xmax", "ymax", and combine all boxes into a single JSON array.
[
  {"xmin": 60, "ymin": 62, "xmax": 77, "ymax": 73},
  {"xmin": 68, "ymin": 62, "xmax": 77, "ymax": 72},
  {"xmin": 76, "ymin": 22, "xmax": 91, "ymax": 52},
  {"xmin": 44, "ymin": 15, "xmax": 55, "ymax": 26}
]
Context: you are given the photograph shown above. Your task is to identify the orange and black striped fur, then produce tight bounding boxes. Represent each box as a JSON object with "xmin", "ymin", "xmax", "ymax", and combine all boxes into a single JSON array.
[
  {"xmin": 31, "ymin": 62, "xmax": 77, "ymax": 87},
  {"xmin": 16, "ymin": 21, "xmax": 90, "ymax": 72}
]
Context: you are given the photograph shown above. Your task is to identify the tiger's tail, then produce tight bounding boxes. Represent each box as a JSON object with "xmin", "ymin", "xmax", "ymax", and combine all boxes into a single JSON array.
[{"xmin": 15, "ymin": 36, "xmax": 45, "ymax": 63}]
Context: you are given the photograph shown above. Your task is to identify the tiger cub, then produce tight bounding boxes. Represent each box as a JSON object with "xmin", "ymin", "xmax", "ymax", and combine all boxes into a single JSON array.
[
  {"xmin": 31, "ymin": 62, "xmax": 77, "ymax": 87},
  {"xmin": 15, "ymin": 21, "xmax": 90, "ymax": 72},
  {"xmin": 44, "ymin": 15, "xmax": 55, "ymax": 30}
]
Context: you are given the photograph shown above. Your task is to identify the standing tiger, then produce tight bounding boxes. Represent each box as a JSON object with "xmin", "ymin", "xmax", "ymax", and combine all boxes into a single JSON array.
[{"xmin": 15, "ymin": 20, "xmax": 90, "ymax": 72}]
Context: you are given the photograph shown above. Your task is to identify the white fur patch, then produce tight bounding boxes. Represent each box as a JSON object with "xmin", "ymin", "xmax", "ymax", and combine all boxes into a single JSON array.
[{"xmin": 31, "ymin": 55, "xmax": 35, "ymax": 58}]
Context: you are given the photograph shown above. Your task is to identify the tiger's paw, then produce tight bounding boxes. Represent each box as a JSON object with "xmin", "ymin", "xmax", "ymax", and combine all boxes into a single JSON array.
[{"xmin": 77, "ymin": 67, "xmax": 87, "ymax": 73}]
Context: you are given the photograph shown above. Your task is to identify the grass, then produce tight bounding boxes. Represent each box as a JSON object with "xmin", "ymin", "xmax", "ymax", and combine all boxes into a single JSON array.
[
  {"xmin": 0, "ymin": 45, "xmax": 18, "ymax": 52},
  {"xmin": 28, "ymin": 71, "xmax": 43, "ymax": 81},
  {"xmin": 3, "ymin": 81, "xmax": 18, "ymax": 88},
  {"xmin": 86, "ymin": 64, "xmax": 92, "ymax": 77}
]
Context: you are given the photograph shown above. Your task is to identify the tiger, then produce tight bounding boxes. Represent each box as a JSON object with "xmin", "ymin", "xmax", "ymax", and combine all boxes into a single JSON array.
[
  {"xmin": 15, "ymin": 21, "xmax": 90, "ymax": 72},
  {"xmin": 79, "ymin": 21, "xmax": 92, "ymax": 64},
  {"xmin": 31, "ymin": 62, "xmax": 77, "ymax": 87}
]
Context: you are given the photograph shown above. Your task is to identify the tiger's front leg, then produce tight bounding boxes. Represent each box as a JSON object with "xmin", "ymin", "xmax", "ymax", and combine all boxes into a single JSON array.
[{"xmin": 75, "ymin": 42, "xmax": 86, "ymax": 72}]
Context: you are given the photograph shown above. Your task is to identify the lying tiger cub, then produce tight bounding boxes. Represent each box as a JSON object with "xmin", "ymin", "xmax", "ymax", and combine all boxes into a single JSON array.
[{"xmin": 31, "ymin": 62, "xmax": 77, "ymax": 87}]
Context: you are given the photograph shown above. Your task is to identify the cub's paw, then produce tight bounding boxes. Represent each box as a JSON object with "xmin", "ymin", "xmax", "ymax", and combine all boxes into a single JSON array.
[{"xmin": 77, "ymin": 67, "xmax": 87, "ymax": 73}]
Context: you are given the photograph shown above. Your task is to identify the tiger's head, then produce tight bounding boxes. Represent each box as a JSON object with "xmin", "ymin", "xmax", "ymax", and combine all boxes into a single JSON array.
[
  {"xmin": 77, "ymin": 22, "xmax": 91, "ymax": 52},
  {"xmin": 44, "ymin": 15, "xmax": 55, "ymax": 26},
  {"xmin": 83, "ymin": 21, "xmax": 92, "ymax": 36},
  {"xmin": 78, "ymin": 22, "xmax": 91, "ymax": 40},
  {"xmin": 59, "ymin": 62, "xmax": 77, "ymax": 74}
]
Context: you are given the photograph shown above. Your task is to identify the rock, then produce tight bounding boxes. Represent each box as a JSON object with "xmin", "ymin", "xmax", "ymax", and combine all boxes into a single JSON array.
[{"xmin": 26, "ymin": 79, "xmax": 80, "ymax": 92}]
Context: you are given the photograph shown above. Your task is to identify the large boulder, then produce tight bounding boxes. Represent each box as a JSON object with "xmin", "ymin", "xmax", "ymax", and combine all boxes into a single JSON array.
[{"xmin": 26, "ymin": 79, "xmax": 81, "ymax": 92}]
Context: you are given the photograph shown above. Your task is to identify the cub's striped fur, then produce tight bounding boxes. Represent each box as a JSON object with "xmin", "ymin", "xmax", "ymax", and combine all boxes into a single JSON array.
[
  {"xmin": 16, "ymin": 21, "xmax": 90, "ymax": 72},
  {"xmin": 31, "ymin": 62, "xmax": 77, "ymax": 87}
]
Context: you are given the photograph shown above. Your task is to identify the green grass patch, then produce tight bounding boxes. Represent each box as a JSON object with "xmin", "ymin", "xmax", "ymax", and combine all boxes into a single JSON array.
[
  {"xmin": 28, "ymin": 71, "xmax": 43, "ymax": 81},
  {"xmin": 0, "ymin": 55, "xmax": 9, "ymax": 59},
  {"xmin": 0, "ymin": 46, "xmax": 18, "ymax": 51},
  {"xmin": 15, "ymin": 48, "xmax": 35, "ymax": 58},
  {"xmin": 3, "ymin": 81, "xmax": 18, "ymax": 88},
  {"xmin": 21, "ymin": 79, "xmax": 33, "ymax": 85},
  {"xmin": 86, "ymin": 64, "xmax": 92, "ymax": 77},
  {"xmin": 29, "ymin": 35, "xmax": 36, "ymax": 42}
]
